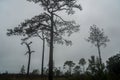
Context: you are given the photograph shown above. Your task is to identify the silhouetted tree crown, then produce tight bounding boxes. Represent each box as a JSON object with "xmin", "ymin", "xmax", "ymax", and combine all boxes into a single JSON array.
[
  {"xmin": 79, "ymin": 58, "xmax": 86, "ymax": 72},
  {"xmin": 87, "ymin": 25, "xmax": 110, "ymax": 47},
  {"xmin": 87, "ymin": 56, "xmax": 105, "ymax": 76},
  {"xmin": 7, "ymin": 0, "xmax": 82, "ymax": 46},
  {"xmin": 64, "ymin": 60, "xmax": 75, "ymax": 75},
  {"xmin": 73, "ymin": 65, "xmax": 81, "ymax": 75},
  {"xmin": 20, "ymin": 65, "xmax": 25, "ymax": 74},
  {"xmin": 106, "ymin": 53, "xmax": 120, "ymax": 75},
  {"xmin": 32, "ymin": 69, "xmax": 40, "ymax": 75}
]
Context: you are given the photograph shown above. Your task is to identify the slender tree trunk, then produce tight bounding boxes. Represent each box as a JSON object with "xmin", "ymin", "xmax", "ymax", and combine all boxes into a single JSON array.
[
  {"xmin": 97, "ymin": 44, "xmax": 102, "ymax": 66},
  {"xmin": 26, "ymin": 44, "xmax": 31, "ymax": 76},
  {"xmin": 41, "ymin": 38, "xmax": 45, "ymax": 76},
  {"xmin": 27, "ymin": 52, "xmax": 31, "ymax": 75},
  {"xmin": 49, "ymin": 12, "xmax": 54, "ymax": 80},
  {"xmin": 83, "ymin": 65, "xmax": 85, "ymax": 73},
  {"xmin": 69, "ymin": 67, "xmax": 71, "ymax": 75}
]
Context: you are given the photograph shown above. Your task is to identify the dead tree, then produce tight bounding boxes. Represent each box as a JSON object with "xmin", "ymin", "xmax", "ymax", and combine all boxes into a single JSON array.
[{"xmin": 21, "ymin": 41, "xmax": 35, "ymax": 75}]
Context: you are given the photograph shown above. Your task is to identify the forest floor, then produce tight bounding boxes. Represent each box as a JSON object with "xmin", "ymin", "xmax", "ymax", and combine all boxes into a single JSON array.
[{"xmin": 0, "ymin": 74, "xmax": 68, "ymax": 80}]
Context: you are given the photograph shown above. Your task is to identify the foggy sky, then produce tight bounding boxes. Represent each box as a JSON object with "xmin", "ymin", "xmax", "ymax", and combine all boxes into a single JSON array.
[{"xmin": 0, "ymin": 0, "xmax": 120, "ymax": 73}]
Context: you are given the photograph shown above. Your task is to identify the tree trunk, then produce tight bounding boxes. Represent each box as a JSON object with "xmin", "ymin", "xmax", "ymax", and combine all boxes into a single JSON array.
[
  {"xmin": 69, "ymin": 67, "xmax": 72, "ymax": 75},
  {"xmin": 97, "ymin": 43, "xmax": 102, "ymax": 67},
  {"xmin": 49, "ymin": 12, "xmax": 54, "ymax": 80},
  {"xmin": 27, "ymin": 52, "xmax": 31, "ymax": 75},
  {"xmin": 41, "ymin": 37, "xmax": 45, "ymax": 76},
  {"xmin": 83, "ymin": 65, "xmax": 85, "ymax": 73},
  {"xmin": 26, "ymin": 44, "xmax": 31, "ymax": 76}
]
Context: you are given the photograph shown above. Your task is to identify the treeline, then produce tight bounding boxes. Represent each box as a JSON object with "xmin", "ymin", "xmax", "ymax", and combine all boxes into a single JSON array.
[
  {"xmin": 41, "ymin": 54, "xmax": 120, "ymax": 80},
  {"xmin": 1, "ymin": 53, "xmax": 120, "ymax": 80}
]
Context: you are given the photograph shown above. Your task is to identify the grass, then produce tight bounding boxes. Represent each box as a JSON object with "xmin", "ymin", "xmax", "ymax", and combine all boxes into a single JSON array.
[{"xmin": 0, "ymin": 74, "xmax": 68, "ymax": 80}]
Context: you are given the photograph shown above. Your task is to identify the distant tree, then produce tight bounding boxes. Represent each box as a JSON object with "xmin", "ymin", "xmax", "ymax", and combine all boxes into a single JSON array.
[
  {"xmin": 43, "ymin": 67, "xmax": 49, "ymax": 76},
  {"xmin": 64, "ymin": 70, "xmax": 70, "ymax": 76},
  {"xmin": 87, "ymin": 56, "xmax": 98, "ymax": 75},
  {"xmin": 73, "ymin": 65, "xmax": 81, "ymax": 75},
  {"xmin": 86, "ymin": 25, "xmax": 110, "ymax": 66},
  {"xmin": 2, "ymin": 70, "xmax": 8, "ymax": 75},
  {"xmin": 87, "ymin": 56, "xmax": 105, "ymax": 80},
  {"xmin": 64, "ymin": 61, "xmax": 75, "ymax": 75},
  {"xmin": 4, "ymin": 71, "xmax": 8, "ymax": 75},
  {"xmin": 32, "ymin": 69, "xmax": 40, "ymax": 75},
  {"xmin": 20, "ymin": 65, "xmax": 26, "ymax": 74},
  {"xmin": 53, "ymin": 67, "xmax": 61, "ymax": 76},
  {"xmin": 79, "ymin": 58, "xmax": 86, "ymax": 73},
  {"xmin": 106, "ymin": 53, "xmax": 120, "ymax": 75},
  {"xmin": 21, "ymin": 41, "xmax": 35, "ymax": 75}
]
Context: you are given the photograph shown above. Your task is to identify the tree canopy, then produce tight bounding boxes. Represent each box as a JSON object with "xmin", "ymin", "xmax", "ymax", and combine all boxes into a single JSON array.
[
  {"xmin": 87, "ymin": 25, "xmax": 110, "ymax": 47},
  {"xmin": 106, "ymin": 53, "xmax": 120, "ymax": 75}
]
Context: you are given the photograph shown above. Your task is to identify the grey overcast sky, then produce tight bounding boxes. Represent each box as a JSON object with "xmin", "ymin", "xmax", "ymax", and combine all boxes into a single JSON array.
[{"xmin": 0, "ymin": 0, "xmax": 120, "ymax": 73}]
